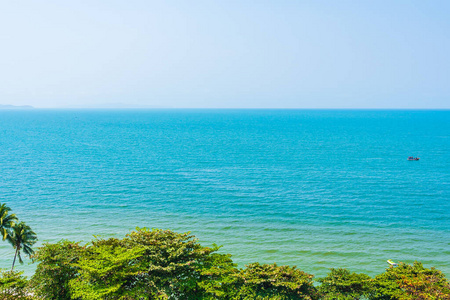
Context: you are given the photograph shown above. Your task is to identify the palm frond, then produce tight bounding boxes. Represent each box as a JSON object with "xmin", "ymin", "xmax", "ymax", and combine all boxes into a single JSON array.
[
  {"xmin": 18, "ymin": 251, "xmax": 23, "ymax": 264},
  {"xmin": 23, "ymin": 244, "xmax": 35, "ymax": 256},
  {"xmin": 0, "ymin": 203, "xmax": 17, "ymax": 234},
  {"xmin": 1, "ymin": 228, "xmax": 7, "ymax": 241}
]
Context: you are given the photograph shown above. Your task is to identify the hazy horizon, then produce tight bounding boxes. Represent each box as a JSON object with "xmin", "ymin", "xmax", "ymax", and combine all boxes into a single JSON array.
[
  {"xmin": 1, "ymin": 1, "xmax": 449, "ymax": 109},
  {"xmin": 2, "ymin": 104, "xmax": 450, "ymax": 110}
]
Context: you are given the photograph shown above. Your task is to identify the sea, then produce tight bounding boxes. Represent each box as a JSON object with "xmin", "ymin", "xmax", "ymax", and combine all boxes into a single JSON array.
[{"xmin": 0, "ymin": 109, "xmax": 449, "ymax": 278}]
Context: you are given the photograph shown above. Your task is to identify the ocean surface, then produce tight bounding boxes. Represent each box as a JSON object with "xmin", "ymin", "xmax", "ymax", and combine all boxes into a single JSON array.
[{"xmin": 0, "ymin": 109, "xmax": 449, "ymax": 278}]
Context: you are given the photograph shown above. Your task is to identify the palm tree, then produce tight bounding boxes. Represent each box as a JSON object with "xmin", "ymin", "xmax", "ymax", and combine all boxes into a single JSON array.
[
  {"xmin": 0, "ymin": 203, "xmax": 17, "ymax": 240},
  {"xmin": 7, "ymin": 221, "xmax": 37, "ymax": 270}
]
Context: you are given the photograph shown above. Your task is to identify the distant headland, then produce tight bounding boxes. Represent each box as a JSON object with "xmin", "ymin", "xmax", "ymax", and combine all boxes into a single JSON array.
[{"xmin": 0, "ymin": 104, "xmax": 34, "ymax": 109}]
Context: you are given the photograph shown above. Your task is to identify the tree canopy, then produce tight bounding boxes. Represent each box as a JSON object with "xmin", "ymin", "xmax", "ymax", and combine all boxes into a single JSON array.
[{"xmin": 27, "ymin": 228, "xmax": 449, "ymax": 300}]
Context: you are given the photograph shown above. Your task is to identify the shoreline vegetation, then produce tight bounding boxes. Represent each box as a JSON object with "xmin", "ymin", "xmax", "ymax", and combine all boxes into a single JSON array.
[{"xmin": 1, "ymin": 204, "xmax": 449, "ymax": 299}]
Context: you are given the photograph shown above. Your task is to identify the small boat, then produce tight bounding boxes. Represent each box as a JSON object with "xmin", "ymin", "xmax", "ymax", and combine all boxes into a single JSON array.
[
  {"xmin": 407, "ymin": 157, "xmax": 420, "ymax": 161},
  {"xmin": 387, "ymin": 259, "xmax": 398, "ymax": 267}
]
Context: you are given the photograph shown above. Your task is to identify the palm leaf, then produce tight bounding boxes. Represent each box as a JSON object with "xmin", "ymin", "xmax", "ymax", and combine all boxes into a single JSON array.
[{"xmin": 0, "ymin": 203, "xmax": 17, "ymax": 241}]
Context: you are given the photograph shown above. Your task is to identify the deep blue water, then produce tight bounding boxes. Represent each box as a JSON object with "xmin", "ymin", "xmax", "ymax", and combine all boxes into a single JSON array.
[{"xmin": 0, "ymin": 109, "xmax": 449, "ymax": 277}]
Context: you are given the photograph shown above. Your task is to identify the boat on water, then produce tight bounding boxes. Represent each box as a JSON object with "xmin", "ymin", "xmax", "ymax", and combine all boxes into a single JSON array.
[
  {"xmin": 408, "ymin": 156, "xmax": 420, "ymax": 161},
  {"xmin": 387, "ymin": 259, "xmax": 398, "ymax": 267}
]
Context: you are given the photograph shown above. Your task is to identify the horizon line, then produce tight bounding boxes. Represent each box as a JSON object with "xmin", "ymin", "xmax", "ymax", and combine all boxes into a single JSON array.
[{"xmin": 2, "ymin": 107, "xmax": 449, "ymax": 110}]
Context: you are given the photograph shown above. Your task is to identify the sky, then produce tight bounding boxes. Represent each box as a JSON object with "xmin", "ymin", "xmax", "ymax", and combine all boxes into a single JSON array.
[{"xmin": 1, "ymin": 0, "xmax": 449, "ymax": 108}]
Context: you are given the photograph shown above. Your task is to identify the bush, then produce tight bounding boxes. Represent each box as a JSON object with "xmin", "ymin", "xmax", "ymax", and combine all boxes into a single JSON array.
[
  {"xmin": 318, "ymin": 268, "xmax": 372, "ymax": 299},
  {"xmin": 219, "ymin": 263, "xmax": 318, "ymax": 300},
  {"xmin": 32, "ymin": 228, "xmax": 227, "ymax": 299},
  {"xmin": 121, "ymin": 227, "xmax": 221, "ymax": 299},
  {"xmin": 29, "ymin": 229, "xmax": 450, "ymax": 300},
  {"xmin": 68, "ymin": 237, "xmax": 146, "ymax": 299},
  {"xmin": 371, "ymin": 261, "xmax": 450, "ymax": 300},
  {"xmin": 197, "ymin": 252, "xmax": 238, "ymax": 299},
  {"xmin": 0, "ymin": 269, "xmax": 33, "ymax": 300},
  {"xmin": 31, "ymin": 240, "xmax": 85, "ymax": 300}
]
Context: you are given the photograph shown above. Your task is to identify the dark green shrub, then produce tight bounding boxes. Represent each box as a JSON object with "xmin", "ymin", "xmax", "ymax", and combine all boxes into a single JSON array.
[
  {"xmin": 371, "ymin": 261, "xmax": 450, "ymax": 300},
  {"xmin": 62, "ymin": 228, "xmax": 226, "ymax": 299},
  {"xmin": 317, "ymin": 268, "xmax": 372, "ymax": 299},
  {"xmin": 68, "ymin": 237, "xmax": 146, "ymax": 299},
  {"xmin": 0, "ymin": 269, "xmax": 32, "ymax": 300},
  {"xmin": 221, "ymin": 262, "xmax": 318, "ymax": 300},
  {"xmin": 31, "ymin": 240, "xmax": 85, "ymax": 300},
  {"xmin": 198, "ymin": 252, "xmax": 238, "ymax": 299},
  {"xmin": 29, "ymin": 228, "xmax": 450, "ymax": 300}
]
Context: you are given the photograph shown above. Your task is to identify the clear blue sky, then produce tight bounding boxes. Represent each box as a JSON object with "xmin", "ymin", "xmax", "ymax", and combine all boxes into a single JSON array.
[{"xmin": 1, "ymin": 0, "xmax": 449, "ymax": 108}]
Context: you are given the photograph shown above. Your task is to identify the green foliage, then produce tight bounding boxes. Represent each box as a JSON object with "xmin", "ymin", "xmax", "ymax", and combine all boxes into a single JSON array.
[
  {"xmin": 241, "ymin": 263, "xmax": 317, "ymax": 300},
  {"xmin": 317, "ymin": 268, "xmax": 372, "ymax": 300},
  {"xmin": 6, "ymin": 221, "xmax": 38, "ymax": 270},
  {"xmin": 0, "ymin": 269, "xmax": 33, "ymax": 300},
  {"xmin": 31, "ymin": 240, "xmax": 85, "ymax": 300},
  {"xmin": 123, "ymin": 227, "xmax": 220, "ymax": 299},
  {"xmin": 33, "ymin": 228, "xmax": 228, "ymax": 299},
  {"xmin": 371, "ymin": 261, "xmax": 450, "ymax": 300},
  {"xmin": 70, "ymin": 237, "xmax": 148, "ymax": 300},
  {"xmin": 198, "ymin": 252, "xmax": 238, "ymax": 298},
  {"xmin": 28, "ymin": 228, "xmax": 450, "ymax": 300},
  {"xmin": 217, "ymin": 262, "xmax": 318, "ymax": 300},
  {"xmin": 0, "ymin": 203, "xmax": 17, "ymax": 241}
]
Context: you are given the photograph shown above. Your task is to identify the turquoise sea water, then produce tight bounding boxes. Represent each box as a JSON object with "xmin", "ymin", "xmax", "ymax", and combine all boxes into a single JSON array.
[{"xmin": 0, "ymin": 109, "xmax": 449, "ymax": 278}]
